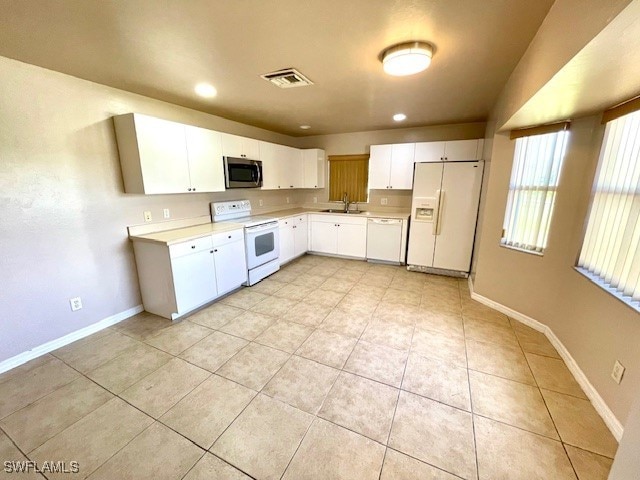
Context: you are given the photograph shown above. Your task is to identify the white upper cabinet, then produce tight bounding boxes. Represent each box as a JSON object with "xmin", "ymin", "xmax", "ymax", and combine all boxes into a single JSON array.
[
  {"xmin": 389, "ymin": 143, "xmax": 416, "ymax": 189},
  {"xmin": 369, "ymin": 143, "xmax": 415, "ymax": 189},
  {"xmin": 221, "ymin": 133, "xmax": 260, "ymax": 159},
  {"xmin": 286, "ymin": 147, "xmax": 304, "ymax": 189},
  {"xmin": 444, "ymin": 139, "xmax": 483, "ymax": 161},
  {"xmin": 369, "ymin": 144, "xmax": 393, "ymax": 189},
  {"xmin": 184, "ymin": 125, "xmax": 225, "ymax": 193},
  {"xmin": 414, "ymin": 139, "xmax": 483, "ymax": 162},
  {"xmin": 302, "ymin": 148, "xmax": 325, "ymax": 189},
  {"xmin": 259, "ymin": 142, "xmax": 304, "ymax": 190},
  {"xmin": 414, "ymin": 141, "xmax": 446, "ymax": 162},
  {"xmin": 115, "ymin": 113, "xmax": 191, "ymax": 194}
]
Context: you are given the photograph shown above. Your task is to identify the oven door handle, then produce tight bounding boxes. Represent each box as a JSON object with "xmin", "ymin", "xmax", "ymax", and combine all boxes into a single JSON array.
[{"xmin": 245, "ymin": 221, "xmax": 278, "ymax": 233}]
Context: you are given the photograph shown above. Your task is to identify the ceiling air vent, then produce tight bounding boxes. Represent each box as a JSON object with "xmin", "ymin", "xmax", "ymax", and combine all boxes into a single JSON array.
[{"xmin": 260, "ymin": 68, "xmax": 313, "ymax": 88}]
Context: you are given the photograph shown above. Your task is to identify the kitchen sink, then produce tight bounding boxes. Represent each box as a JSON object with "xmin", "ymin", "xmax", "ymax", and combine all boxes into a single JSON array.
[{"xmin": 321, "ymin": 209, "xmax": 365, "ymax": 214}]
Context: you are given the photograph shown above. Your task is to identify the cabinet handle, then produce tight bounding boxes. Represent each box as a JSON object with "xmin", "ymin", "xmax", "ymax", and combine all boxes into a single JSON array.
[
  {"xmin": 444, "ymin": 157, "xmax": 448, "ymax": 160},
  {"xmin": 193, "ymin": 188, "xmax": 196, "ymax": 191},
  {"xmin": 191, "ymin": 245, "xmax": 196, "ymax": 249},
  {"xmin": 228, "ymin": 235, "xmax": 232, "ymax": 239},
  {"xmin": 188, "ymin": 188, "xmax": 192, "ymax": 191},
  {"xmin": 214, "ymin": 249, "xmax": 218, "ymax": 252},
  {"xmin": 290, "ymin": 185, "xmax": 294, "ymax": 188},
  {"xmin": 210, "ymin": 250, "xmax": 213, "ymax": 253}
]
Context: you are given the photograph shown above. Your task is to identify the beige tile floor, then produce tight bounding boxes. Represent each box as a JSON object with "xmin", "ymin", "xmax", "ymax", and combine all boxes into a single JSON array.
[{"xmin": 0, "ymin": 255, "xmax": 618, "ymax": 479}]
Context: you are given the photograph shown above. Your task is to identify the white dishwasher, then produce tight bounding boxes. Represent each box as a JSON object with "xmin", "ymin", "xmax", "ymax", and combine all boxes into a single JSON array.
[{"xmin": 366, "ymin": 218, "xmax": 404, "ymax": 263}]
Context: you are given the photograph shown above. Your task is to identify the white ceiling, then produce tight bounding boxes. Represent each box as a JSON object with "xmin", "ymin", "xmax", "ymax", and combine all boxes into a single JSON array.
[{"xmin": 0, "ymin": 0, "xmax": 554, "ymax": 136}]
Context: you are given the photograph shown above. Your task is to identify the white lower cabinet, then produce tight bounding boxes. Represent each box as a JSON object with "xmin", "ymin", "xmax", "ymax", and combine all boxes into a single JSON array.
[
  {"xmin": 172, "ymin": 248, "xmax": 217, "ymax": 314},
  {"xmin": 279, "ymin": 215, "xmax": 308, "ymax": 265},
  {"xmin": 309, "ymin": 215, "xmax": 367, "ymax": 258},
  {"xmin": 213, "ymin": 236, "xmax": 248, "ymax": 295},
  {"xmin": 132, "ymin": 228, "xmax": 247, "ymax": 320}
]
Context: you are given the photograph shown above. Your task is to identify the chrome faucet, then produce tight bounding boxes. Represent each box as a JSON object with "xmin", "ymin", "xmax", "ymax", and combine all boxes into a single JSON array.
[{"xmin": 343, "ymin": 192, "xmax": 349, "ymax": 212}]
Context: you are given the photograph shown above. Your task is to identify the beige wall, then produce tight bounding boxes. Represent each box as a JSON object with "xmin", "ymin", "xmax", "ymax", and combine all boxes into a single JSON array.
[
  {"xmin": 0, "ymin": 56, "xmax": 305, "ymax": 363},
  {"xmin": 474, "ymin": 115, "xmax": 640, "ymax": 423}
]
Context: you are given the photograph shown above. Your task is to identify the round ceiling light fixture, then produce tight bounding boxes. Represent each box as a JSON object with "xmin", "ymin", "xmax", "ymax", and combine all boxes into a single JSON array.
[
  {"xmin": 393, "ymin": 113, "xmax": 407, "ymax": 122},
  {"xmin": 380, "ymin": 41, "xmax": 434, "ymax": 76},
  {"xmin": 299, "ymin": 125, "xmax": 311, "ymax": 130},
  {"xmin": 194, "ymin": 83, "xmax": 217, "ymax": 98}
]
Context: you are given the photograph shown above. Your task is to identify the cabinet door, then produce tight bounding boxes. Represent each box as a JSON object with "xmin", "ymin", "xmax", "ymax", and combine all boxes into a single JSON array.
[
  {"xmin": 171, "ymin": 250, "xmax": 217, "ymax": 314},
  {"xmin": 221, "ymin": 133, "xmax": 243, "ymax": 158},
  {"xmin": 213, "ymin": 240, "xmax": 248, "ymax": 295},
  {"xmin": 368, "ymin": 144, "xmax": 392, "ymax": 189},
  {"xmin": 184, "ymin": 125, "xmax": 225, "ymax": 192},
  {"xmin": 259, "ymin": 141, "xmax": 283, "ymax": 190},
  {"xmin": 414, "ymin": 141, "xmax": 446, "ymax": 162},
  {"xmin": 294, "ymin": 216, "xmax": 308, "ymax": 256},
  {"xmin": 242, "ymin": 138, "xmax": 261, "ymax": 160},
  {"xmin": 310, "ymin": 221, "xmax": 337, "ymax": 254},
  {"xmin": 279, "ymin": 220, "xmax": 295, "ymax": 264},
  {"xmin": 287, "ymin": 148, "xmax": 304, "ymax": 188},
  {"xmin": 302, "ymin": 149, "xmax": 325, "ymax": 188},
  {"xmin": 443, "ymin": 140, "xmax": 481, "ymax": 161},
  {"xmin": 134, "ymin": 115, "xmax": 191, "ymax": 194},
  {"xmin": 389, "ymin": 143, "xmax": 416, "ymax": 189},
  {"xmin": 336, "ymin": 223, "xmax": 367, "ymax": 258}
]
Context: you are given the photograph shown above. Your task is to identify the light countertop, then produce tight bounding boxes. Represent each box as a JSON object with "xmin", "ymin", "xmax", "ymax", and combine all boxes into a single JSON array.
[
  {"xmin": 130, "ymin": 208, "xmax": 410, "ymax": 246},
  {"xmin": 130, "ymin": 222, "xmax": 244, "ymax": 245},
  {"xmin": 267, "ymin": 207, "xmax": 410, "ymax": 220}
]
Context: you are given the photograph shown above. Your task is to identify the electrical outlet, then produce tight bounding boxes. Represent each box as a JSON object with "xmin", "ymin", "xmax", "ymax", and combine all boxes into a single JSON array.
[
  {"xmin": 611, "ymin": 360, "xmax": 625, "ymax": 384},
  {"xmin": 259, "ymin": 199, "xmax": 264, "ymax": 207},
  {"xmin": 163, "ymin": 208, "xmax": 170, "ymax": 219},
  {"xmin": 69, "ymin": 297, "xmax": 82, "ymax": 311},
  {"xmin": 313, "ymin": 196, "xmax": 318, "ymax": 204},
  {"xmin": 286, "ymin": 197, "xmax": 290, "ymax": 204},
  {"xmin": 381, "ymin": 198, "xmax": 388, "ymax": 205},
  {"xmin": 143, "ymin": 211, "xmax": 152, "ymax": 222}
]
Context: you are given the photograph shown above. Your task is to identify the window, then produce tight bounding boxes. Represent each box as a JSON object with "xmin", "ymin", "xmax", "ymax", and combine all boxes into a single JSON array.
[
  {"xmin": 328, "ymin": 154, "xmax": 369, "ymax": 202},
  {"xmin": 501, "ymin": 126, "xmax": 570, "ymax": 253},
  {"xmin": 577, "ymin": 108, "xmax": 640, "ymax": 308}
]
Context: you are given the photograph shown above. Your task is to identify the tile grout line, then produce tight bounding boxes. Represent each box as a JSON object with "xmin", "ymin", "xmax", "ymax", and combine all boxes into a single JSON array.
[{"xmin": 460, "ymin": 280, "xmax": 481, "ymax": 480}]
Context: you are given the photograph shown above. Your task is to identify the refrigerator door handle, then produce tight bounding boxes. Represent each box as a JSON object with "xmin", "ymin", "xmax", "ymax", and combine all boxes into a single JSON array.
[{"xmin": 435, "ymin": 189, "xmax": 445, "ymax": 235}]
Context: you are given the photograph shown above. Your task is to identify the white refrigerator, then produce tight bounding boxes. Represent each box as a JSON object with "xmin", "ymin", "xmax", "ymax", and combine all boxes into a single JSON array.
[{"xmin": 407, "ymin": 161, "xmax": 484, "ymax": 275}]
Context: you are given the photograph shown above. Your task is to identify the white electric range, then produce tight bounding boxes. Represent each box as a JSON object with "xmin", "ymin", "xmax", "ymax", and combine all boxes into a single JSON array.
[{"xmin": 211, "ymin": 200, "xmax": 280, "ymax": 285}]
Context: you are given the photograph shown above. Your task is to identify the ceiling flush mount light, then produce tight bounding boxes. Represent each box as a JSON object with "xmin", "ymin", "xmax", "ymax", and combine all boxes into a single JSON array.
[
  {"xmin": 194, "ymin": 83, "xmax": 217, "ymax": 98},
  {"xmin": 300, "ymin": 125, "xmax": 311, "ymax": 130},
  {"xmin": 380, "ymin": 41, "xmax": 434, "ymax": 76},
  {"xmin": 393, "ymin": 113, "xmax": 407, "ymax": 122}
]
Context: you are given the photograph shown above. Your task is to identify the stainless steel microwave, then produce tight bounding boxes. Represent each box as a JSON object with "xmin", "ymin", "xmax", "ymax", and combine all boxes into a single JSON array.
[{"xmin": 224, "ymin": 157, "xmax": 263, "ymax": 189}]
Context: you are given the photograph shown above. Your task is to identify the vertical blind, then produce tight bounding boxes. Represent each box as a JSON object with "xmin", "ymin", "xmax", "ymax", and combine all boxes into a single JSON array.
[
  {"xmin": 578, "ymin": 109, "xmax": 640, "ymax": 303},
  {"xmin": 502, "ymin": 130, "xmax": 570, "ymax": 252},
  {"xmin": 328, "ymin": 154, "xmax": 369, "ymax": 202}
]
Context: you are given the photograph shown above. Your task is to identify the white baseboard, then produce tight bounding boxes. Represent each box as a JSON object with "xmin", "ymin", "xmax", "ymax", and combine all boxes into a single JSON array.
[
  {"xmin": 467, "ymin": 277, "xmax": 624, "ymax": 441},
  {"xmin": 0, "ymin": 304, "xmax": 144, "ymax": 376}
]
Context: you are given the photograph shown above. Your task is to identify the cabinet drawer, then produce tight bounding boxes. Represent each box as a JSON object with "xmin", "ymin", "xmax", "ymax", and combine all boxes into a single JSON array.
[
  {"xmin": 212, "ymin": 228, "xmax": 244, "ymax": 247},
  {"xmin": 169, "ymin": 236, "xmax": 213, "ymax": 258}
]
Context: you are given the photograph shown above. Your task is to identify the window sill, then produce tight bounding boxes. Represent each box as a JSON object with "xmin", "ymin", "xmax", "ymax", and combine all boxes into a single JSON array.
[
  {"xmin": 499, "ymin": 242, "xmax": 544, "ymax": 257},
  {"xmin": 574, "ymin": 267, "xmax": 640, "ymax": 314}
]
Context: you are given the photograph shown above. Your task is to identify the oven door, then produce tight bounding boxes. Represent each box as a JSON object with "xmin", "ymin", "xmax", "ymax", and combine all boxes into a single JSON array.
[
  {"xmin": 224, "ymin": 157, "xmax": 262, "ymax": 188},
  {"xmin": 245, "ymin": 221, "xmax": 279, "ymax": 269}
]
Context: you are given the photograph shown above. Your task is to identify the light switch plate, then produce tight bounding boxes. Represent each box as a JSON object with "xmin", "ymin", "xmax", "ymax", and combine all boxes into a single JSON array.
[
  {"xmin": 163, "ymin": 208, "xmax": 170, "ymax": 219},
  {"xmin": 143, "ymin": 211, "xmax": 152, "ymax": 222},
  {"xmin": 381, "ymin": 198, "xmax": 388, "ymax": 205},
  {"xmin": 70, "ymin": 297, "xmax": 82, "ymax": 311},
  {"xmin": 611, "ymin": 360, "xmax": 625, "ymax": 384}
]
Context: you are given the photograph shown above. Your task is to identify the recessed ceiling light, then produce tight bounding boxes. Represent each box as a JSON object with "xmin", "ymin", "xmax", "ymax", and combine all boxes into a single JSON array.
[
  {"xmin": 380, "ymin": 41, "xmax": 434, "ymax": 76},
  {"xmin": 393, "ymin": 113, "xmax": 407, "ymax": 122},
  {"xmin": 300, "ymin": 125, "xmax": 311, "ymax": 130},
  {"xmin": 194, "ymin": 83, "xmax": 217, "ymax": 98}
]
